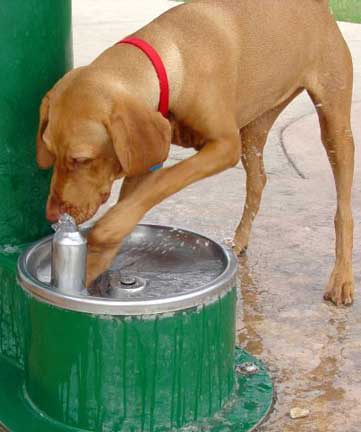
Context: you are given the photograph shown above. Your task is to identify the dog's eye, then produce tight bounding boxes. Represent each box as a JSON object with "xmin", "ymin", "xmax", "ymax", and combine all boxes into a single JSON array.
[{"xmin": 72, "ymin": 157, "xmax": 91, "ymax": 165}]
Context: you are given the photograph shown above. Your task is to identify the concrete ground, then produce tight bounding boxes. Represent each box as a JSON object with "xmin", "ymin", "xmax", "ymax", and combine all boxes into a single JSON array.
[{"xmin": 73, "ymin": 2, "xmax": 361, "ymax": 431}]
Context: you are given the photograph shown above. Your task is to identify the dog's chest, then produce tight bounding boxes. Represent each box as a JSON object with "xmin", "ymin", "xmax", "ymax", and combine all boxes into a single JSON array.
[{"xmin": 169, "ymin": 115, "xmax": 207, "ymax": 151}]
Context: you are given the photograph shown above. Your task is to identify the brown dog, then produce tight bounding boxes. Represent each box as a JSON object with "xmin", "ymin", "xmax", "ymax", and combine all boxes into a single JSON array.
[{"xmin": 37, "ymin": 0, "xmax": 355, "ymax": 305}]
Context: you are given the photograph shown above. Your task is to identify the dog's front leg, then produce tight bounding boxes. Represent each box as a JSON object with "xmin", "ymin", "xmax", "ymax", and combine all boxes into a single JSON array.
[
  {"xmin": 118, "ymin": 174, "xmax": 150, "ymax": 201},
  {"xmin": 86, "ymin": 133, "xmax": 242, "ymax": 286}
]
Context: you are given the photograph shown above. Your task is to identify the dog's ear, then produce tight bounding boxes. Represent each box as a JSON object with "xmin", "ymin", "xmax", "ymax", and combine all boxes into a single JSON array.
[
  {"xmin": 109, "ymin": 98, "xmax": 171, "ymax": 177},
  {"xmin": 36, "ymin": 92, "xmax": 55, "ymax": 169}
]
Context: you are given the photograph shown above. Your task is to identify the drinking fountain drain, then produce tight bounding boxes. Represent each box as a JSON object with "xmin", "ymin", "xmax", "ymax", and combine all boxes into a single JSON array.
[{"xmin": 109, "ymin": 272, "xmax": 146, "ymax": 292}]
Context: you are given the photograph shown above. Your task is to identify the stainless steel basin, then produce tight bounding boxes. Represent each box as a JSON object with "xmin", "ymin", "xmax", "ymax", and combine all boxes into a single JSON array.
[{"xmin": 18, "ymin": 224, "xmax": 238, "ymax": 315}]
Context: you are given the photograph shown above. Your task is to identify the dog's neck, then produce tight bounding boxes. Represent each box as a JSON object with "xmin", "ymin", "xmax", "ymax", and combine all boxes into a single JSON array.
[
  {"xmin": 89, "ymin": 50, "xmax": 160, "ymax": 114},
  {"xmin": 91, "ymin": 40, "xmax": 184, "ymax": 115},
  {"xmin": 119, "ymin": 77, "xmax": 159, "ymax": 113}
]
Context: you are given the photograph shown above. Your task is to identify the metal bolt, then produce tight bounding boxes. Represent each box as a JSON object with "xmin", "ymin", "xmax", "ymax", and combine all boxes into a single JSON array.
[
  {"xmin": 120, "ymin": 276, "xmax": 137, "ymax": 286},
  {"xmin": 235, "ymin": 362, "xmax": 260, "ymax": 376}
]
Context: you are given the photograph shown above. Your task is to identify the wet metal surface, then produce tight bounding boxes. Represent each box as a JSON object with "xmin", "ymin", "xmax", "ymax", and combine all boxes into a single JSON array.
[
  {"xmin": 0, "ymin": 347, "xmax": 273, "ymax": 432},
  {"xmin": 51, "ymin": 214, "xmax": 87, "ymax": 295},
  {"xmin": 18, "ymin": 225, "xmax": 237, "ymax": 315}
]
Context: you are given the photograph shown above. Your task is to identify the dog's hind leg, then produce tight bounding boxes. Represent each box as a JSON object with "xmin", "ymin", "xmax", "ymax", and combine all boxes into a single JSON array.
[
  {"xmin": 233, "ymin": 93, "xmax": 300, "ymax": 254},
  {"xmin": 306, "ymin": 29, "xmax": 354, "ymax": 305}
]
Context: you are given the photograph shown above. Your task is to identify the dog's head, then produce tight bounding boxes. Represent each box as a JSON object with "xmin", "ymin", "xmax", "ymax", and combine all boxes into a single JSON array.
[{"xmin": 37, "ymin": 68, "xmax": 171, "ymax": 223}]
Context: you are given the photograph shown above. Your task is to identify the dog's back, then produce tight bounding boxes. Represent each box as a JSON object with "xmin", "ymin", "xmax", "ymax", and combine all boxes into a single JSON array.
[{"xmin": 131, "ymin": 0, "xmax": 341, "ymax": 126}]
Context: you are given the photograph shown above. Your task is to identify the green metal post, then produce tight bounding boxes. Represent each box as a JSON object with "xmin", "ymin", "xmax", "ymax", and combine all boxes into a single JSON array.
[
  {"xmin": 0, "ymin": 0, "xmax": 73, "ymax": 364},
  {"xmin": 0, "ymin": 0, "xmax": 73, "ymax": 245},
  {"xmin": 25, "ymin": 290, "xmax": 237, "ymax": 431}
]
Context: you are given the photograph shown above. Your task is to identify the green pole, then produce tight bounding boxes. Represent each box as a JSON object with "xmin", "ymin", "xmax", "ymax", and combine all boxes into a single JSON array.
[
  {"xmin": 0, "ymin": 0, "xmax": 73, "ymax": 245},
  {"xmin": 0, "ymin": 0, "xmax": 73, "ymax": 364}
]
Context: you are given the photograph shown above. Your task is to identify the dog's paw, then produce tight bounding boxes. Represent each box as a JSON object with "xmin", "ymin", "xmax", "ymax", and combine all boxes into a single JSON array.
[
  {"xmin": 86, "ymin": 243, "xmax": 120, "ymax": 289},
  {"xmin": 324, "ymin": 266, "xmax": 354, "ymax": 306}
]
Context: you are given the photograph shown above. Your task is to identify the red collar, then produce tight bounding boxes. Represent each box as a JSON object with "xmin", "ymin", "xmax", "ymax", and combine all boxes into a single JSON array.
[{"xmin": 117, "ymin": 37, "xmax": 169, "ymax": 118}]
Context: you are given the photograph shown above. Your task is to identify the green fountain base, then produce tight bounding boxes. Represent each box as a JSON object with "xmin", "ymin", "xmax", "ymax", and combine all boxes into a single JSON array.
[
  {"xmin": 0, "ymin": 247, "xmax": 273, "ymax": 432},
  {"xmin": 0, "ymin": 348, "xmax": 273, "ymax": 432}
]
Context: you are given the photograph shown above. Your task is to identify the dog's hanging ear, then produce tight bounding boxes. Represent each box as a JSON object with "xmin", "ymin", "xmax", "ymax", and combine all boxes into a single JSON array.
[
  {"xmin": 109, "ymin": 97, "xmax": 171, "ymax": 177},
  {"xmin": 36, "ymin": 92, "xmax": 55, "ymax": 169}
]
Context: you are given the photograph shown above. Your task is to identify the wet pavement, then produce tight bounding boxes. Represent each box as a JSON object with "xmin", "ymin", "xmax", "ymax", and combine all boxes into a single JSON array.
[
  {"xmin": 145, "ymin": 104, "xmax": 361, "ymax": 432},
  {"xmin": 73, "ymin": 3, "xmax": 361, "ymax": 431}
]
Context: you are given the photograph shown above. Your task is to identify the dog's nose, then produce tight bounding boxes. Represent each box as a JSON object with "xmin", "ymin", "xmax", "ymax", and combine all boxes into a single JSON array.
[
  {"xmin": 46, "ymin": 196, "xmax": 61, "ymax": 222},
  {"xmin": 46, "ymin": 207, "xmax": 60, "ymax": 223}
]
